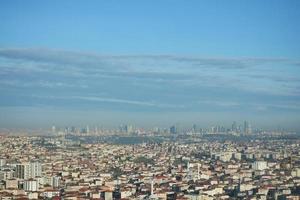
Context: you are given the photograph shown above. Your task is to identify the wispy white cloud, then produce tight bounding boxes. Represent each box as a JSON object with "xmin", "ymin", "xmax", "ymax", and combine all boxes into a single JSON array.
[
  {"xmin": 197, "ymin": 99, "xmax": 300, "ymax": 111},
  {"xmin": 0, "ymin": 80, "xmax": 87, "ymax": 88},
  {"xmin": 0, "ymin": 48, "xmax": 299, "ymax": 113},
  {"xmin": 0, "ymin": 49, "xmax": 296, "ymax": 96},
  {"xmin": 30, "ymin": 95, "xmax": 183, "ymax": 108},
  {"xmin": 198, "ymin": 100, "xmax": 241, "ymax": 107}
]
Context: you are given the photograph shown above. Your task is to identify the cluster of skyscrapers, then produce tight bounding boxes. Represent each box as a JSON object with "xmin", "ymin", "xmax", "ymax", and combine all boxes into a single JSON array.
[{"xmin": 50, "ymin": 120, "xmax": 253, "ymax": 137}]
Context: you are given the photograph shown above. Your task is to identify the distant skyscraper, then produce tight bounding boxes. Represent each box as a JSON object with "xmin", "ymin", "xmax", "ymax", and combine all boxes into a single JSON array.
[
  {"xmin": 211, "ymin": 126, "xmax": 215, "ymax": 133},
  {"xmin": 51, "ymin": 125, "xmax": 56, "ymax": 134},
  {"xmin": 192, "ymin": 124, "xmax": 197, "ymax": 133},
  {"xmin": 170, "ymin": 125, "xmax": 177, "ymax": 134},
  {"xmin": 244, "ymin": 121, "xmax": 252, "ymax": 134},
  {"xmin": 119, "ymin": 124, "xmax": 124, "ymax": 133},
  {"xmin": 125, "ymin": 124, "xmax": 134, "ymax": 134},
  {"xmin": 86, "ymin": 125, "xmax": 90, "ymax": 134},
  {"xmin": 244, "ymin": 121, "xmax": 248, "ymax": 133},
  {"xmin": 71, "ymin": 126, "xmax": 76, "ymax": 133},
  {"xmin": 248, "ymin": 123, "xmax": 252, "ymax": 134},
  {"xmin": 232, "ymin": 121, "xmax": 237, "ymax": 132}
]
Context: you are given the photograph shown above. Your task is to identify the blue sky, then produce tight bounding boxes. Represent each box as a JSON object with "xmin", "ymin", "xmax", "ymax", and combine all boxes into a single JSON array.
[{"xmin": 0, "ymin": 1, "xmax": 300, "ymax": 130}]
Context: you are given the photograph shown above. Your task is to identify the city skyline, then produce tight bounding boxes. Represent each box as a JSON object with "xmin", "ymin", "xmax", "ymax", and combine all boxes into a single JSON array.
[{"xmin": 0, "ymin": 1, "xmax": 300, "ymax": 130}]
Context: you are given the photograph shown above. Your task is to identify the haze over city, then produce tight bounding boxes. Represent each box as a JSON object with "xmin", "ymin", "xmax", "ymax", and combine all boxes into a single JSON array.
[
  {"xmin": 0, "ymin": 1, "xmax": 300, "ymax": 130},
  {"xmin": 2, "ymin": 1, "xmax": 300, "ymax": 200}
]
